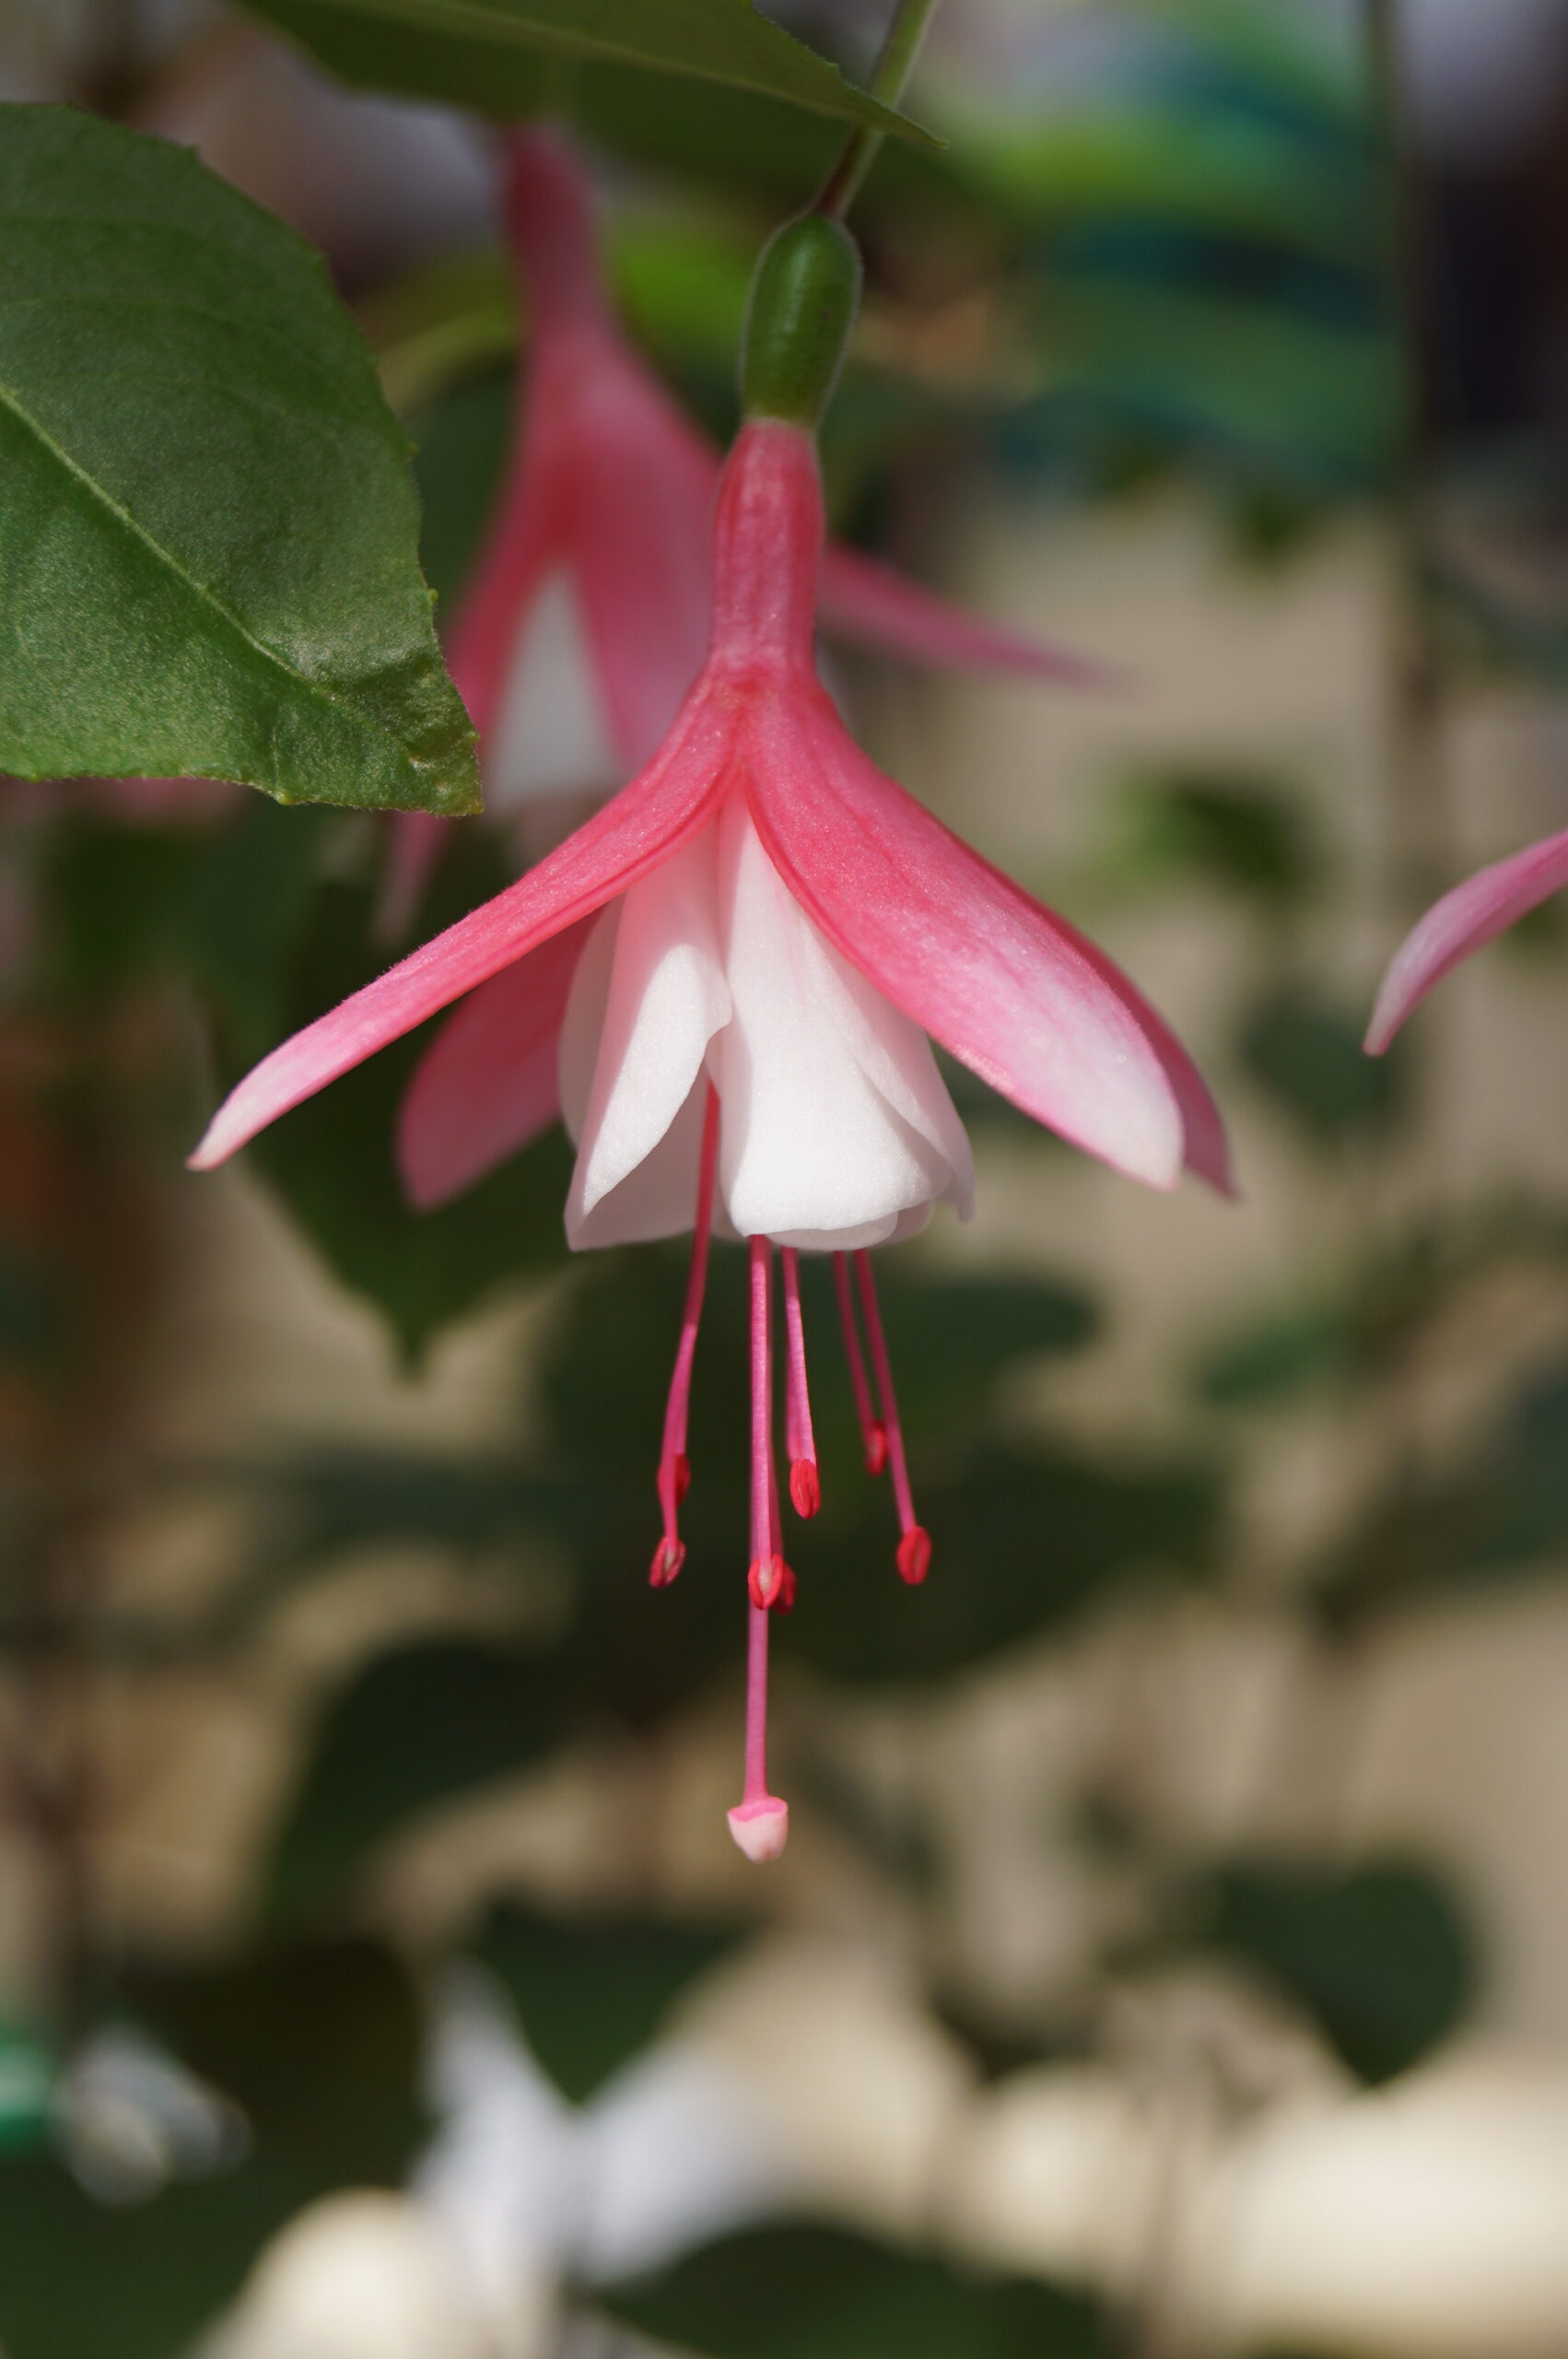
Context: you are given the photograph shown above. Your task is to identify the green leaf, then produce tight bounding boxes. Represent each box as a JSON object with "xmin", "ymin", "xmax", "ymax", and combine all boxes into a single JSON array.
[
  {"xmin": 0, "ymin": 2026, "xmax": 53, "ymax": 2156},
  {"xmin": 265, "ymin": 1638, "xmax": 572, "ymax": 1918},
  {"xmin": 242, "ymin": 0, "xmax": 935, "ymax": 138},
  {"xmin": 1237, "ymin": 985, "xmax": 1410, "ymax": 1147},
  {"xmin": 0, "ymin": 106, "xmax": 476, "ymax": 817},
  {"xmin": 1094, "ymin": 769, "xmax": 1324, "ymax": 909},
  {"xmin": 1194, "ymin": 1860, "xmax": 1477, "ymax": 2084},
  {"xmin": 598, "ymin": 2221, "xmax": 1112, "ymax": 2359},
  {"xmin": 0, "ymin": 1939, "xmax": 423, "ymax": 2359},
  {"xmin": 474, "ymin": 1903, "xmax": 743, "ymax": 2105},
  {"xmin": 1316, "ymin": 1355, "xmax": 1568, "ymax": 1628},
  {"xmin": 790, "ymin": 1439, "xmax": 1220, "ymax": 1687}
]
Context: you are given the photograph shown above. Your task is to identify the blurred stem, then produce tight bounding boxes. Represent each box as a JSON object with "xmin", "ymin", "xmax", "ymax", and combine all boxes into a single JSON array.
[
  {"xmin": 814, "ymin": 0, "xmax": 942, "ymax": 222},
  {"xmin": 1365, "ymin": 0, "xmax": 1450, "ymax": 919},
  {"xmin": 76, "ymin": 0, "xmax": 146, "ymax": 117}
]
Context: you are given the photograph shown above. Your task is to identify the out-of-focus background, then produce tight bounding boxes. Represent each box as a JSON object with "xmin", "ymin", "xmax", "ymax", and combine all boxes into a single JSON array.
[{"xmin": 5, "ymin": 2, "xmax": 1568, "ymax": 2353}]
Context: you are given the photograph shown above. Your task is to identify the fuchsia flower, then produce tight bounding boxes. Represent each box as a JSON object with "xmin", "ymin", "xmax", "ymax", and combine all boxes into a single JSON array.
[
  {"xmin": 385, "ymin": 127, "xmax": 1108, "ymax": 929},
  {"xmin": 1365, "ymin": 827, "xmax": 1568, "ymax": 1052},
  {"xmin": 193, "ymin": 218, "xmax": 1227, "ymax": 1864}
]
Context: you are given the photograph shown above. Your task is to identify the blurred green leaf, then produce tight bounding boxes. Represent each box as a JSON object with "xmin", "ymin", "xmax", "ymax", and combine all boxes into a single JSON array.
[
  {"xmin": 1199, "ymin": 1300, "xmax": 1357, "ymax": 1410},
  {"xmin": 265, "ymin": 1640, "xmax": 572, "ymax": 1918},
  {"xmin": 1194, "ymin": 1859, "xmax": 1477, "ymax": 2084},
  {"xmin": 38, "ymin": 819, "xmax": 205, "ymax": 1003},
  {"xmin": 243, "ymin": 0, "xmax": 935, "ymax": 137},
  {"xmin": 475, "ymin": 1902, "xmax": 743, "ymax": 2104},
  {"xmin": 1030, "ymin": 281, "xmax": 1393, "ymax": 492},
  {"xmin": 0, "ymin": 107, "xmax": 476, "ymax": 816},
  {"xmin": 1237, "ymin": 985, "xmax": 1410, "ymax": 1146},
  {"xmin": 181, "ymin": 797, "xmax": 341, "ymax": 1045},
  {"xmin": 977, "ymin": 111, "xmax": 1372, "ymax": 271},
  {"xmin": 1196, "ymin": 1204, "xmax": 1568, "ymax": 1413},
  {"xmin": 1318, "ymin": 1356, "xmax": 1568, "ymax": 1628},
  {"xmin": 599, "ymin": 2220, "xmax": 1113, "ymax": 2359},
  {"xmin": 412, "ymin": 370, "xmax": 514, "ymax": 616},
  {"xmin": 228, "ymin": 1444, "xmax": 556, "ymax": 1592},
  {"xmin": 1095, "ymin": 769, "xmax": 1323, "ymax": 908},
  {"xmin": 0, "ymin": 2025, "xmax": 53, "ymax": 2155},
  {"xmin": 0, "ymin": 1939, "xmax": 422, "ymax": 2359},
  {"xmin": 0, "ymin": 1241, "xmax": 66, "ymax": 1376},
  {"xmin": 790, "ymin": 1438, "xmax": 1220, "ymax": 1687}
]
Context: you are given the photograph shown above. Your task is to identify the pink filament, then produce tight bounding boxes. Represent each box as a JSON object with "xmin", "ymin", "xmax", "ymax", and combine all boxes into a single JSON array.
[
  {"xmin": 832, "ymin": 1251, "xmax": 887, "ymax": 1476},
  {"xmin": 744, "ymin": 1236, "xmax": 782, "ymax": 1784},
  {"xmin": 651, "ymin": 1085, "xmax": 720, "ymax": 1586},
  {"xmin": 742, "ymin": 1598, "xmax": 774, "ymax": 1805},
  {"xmin": 780, "ymin": 1248, "xmax": 820, "ymax": 1518},
  {"xmin": 854, "ymin": 1251, "xmax": 931, "ymax": 1585}
]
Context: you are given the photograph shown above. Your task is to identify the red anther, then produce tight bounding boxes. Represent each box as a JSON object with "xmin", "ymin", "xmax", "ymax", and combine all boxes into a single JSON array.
[
  {"xmin": 649, "ymin": 1536, "xmax": 686, "ymax": 1587},
  {"xmin": 748, "ymin": 1553, "xmax": 786, "ymax": 1610},
  {"xmin": 673, "ymin": 1452, "xmax": 692, "ymax": 1506},
  {"xmin": 865, "ymin": 1423, "xmax": 888, "ymax": 1478},
  {"xmin": 773, "ymin": 1563, "xmax": 798, "ymax": 1614},
  {"xmin": 895, "ymin": 1526, "xmax": 931, "ymax": 1586},
  {"xmin": 789, "ymin": 1458, "xmax": 821, "ymax": 1519}
]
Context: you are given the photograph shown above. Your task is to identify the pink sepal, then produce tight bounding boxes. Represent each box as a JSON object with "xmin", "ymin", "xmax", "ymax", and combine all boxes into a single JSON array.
[
  {"xmin": 747, "ymin": 692, "xmax": 1230, "ymax": 1194},
  {"xmin": 189, "ymin": 699, "xmax": 736, "ymax": 1169},
  {"xmin": 1365, "ymin": 827, "xmax": 1568, "ymax": 1052},
  {"xmin": 821, "ymin": 543, "xmax": 1117, "ymax": 688}
]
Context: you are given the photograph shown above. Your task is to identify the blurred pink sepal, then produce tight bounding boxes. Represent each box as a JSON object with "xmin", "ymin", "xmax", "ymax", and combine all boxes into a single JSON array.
[{"xmin": 1365, "ymin": 826, "xmax": 1568, "ymax": 1052}]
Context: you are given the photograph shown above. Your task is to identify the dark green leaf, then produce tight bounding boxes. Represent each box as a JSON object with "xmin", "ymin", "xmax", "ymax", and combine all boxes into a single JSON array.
[
  {"xmin": 36, "ymin": 818, "xmax": 205, "ymax": 1003},
  {"xmin": 1317, "ymin": 1356, "xmax": 1568, "ymax": 1627},
  {"xmin": 412, "ymin": 370, "xmax": 514, "ymax": 616},
  {"xmin": 1237, "ymin": 986, "xmax": 1410, "ymax": 1147},
  {"xmin": 0, "ymin": 2026, "xmax": 53, "ymax": 2155},
  {"xmin": 790, "ymin": 1439, "xmax": 1220, "ymax": 1686},
  {"xmin": 1197, "ymin": 1301, "xmax": 1357, "ymax": 1409},
  {"xmin": 474, "ymin": 1903, "xmax": 742, "ymax": 2104},
  {"xmin": 265, "ymin": 1638, "xmax": 572, "ymax": 1918},
  {"xmin": 599, "ymin": 2221, "xmax": 1112, "ymax": 2359},
  {"xmin": 0, "ymin": 1939, "xmax": 422, "ymax": 2359},
  {"xmin": 1195, "ymin": 1860, "xmax": 1476, "ymax": 2083},
  {"xmin": 1095, "ymin": 769, "xmax": 1323, "ymax": 908},
  {"xmin": 0, "ymin": 107, "xmax": 476, "ymax": 816},
  {"xmin": 243, "ymin": 0, "xmax": 934, "ymax": 138}
]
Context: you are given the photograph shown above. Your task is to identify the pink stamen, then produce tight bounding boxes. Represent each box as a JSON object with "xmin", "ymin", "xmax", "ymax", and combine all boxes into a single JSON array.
[
  {"xmin": 854, "ymin": 1250, "xmax": 931, "ymax": 1586},
  {"xmin": 780, "ymin": 1248, "xmax": 821, "ymax": 1519},
  {"xmin": 651, "ymin": 1086, "xmax": 720, "ymax": 1586},
  {"xmin": 731, "ymin": 1235, "xmax": 789, "ymax": 1861},
  {"xmin": 833, "ymin": 1251, "xmax": 887, "ymax": 1476}
]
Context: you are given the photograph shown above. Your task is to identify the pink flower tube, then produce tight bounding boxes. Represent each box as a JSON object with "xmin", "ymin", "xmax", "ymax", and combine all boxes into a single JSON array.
[
  {"xmin": 384, "ymin": 127, "xmax": 1113, "ymax": 931},
  {"xmin": 195, "ymin": 273, "xmax": 1226, "ymax": 1863},
  {"xmin": 1365, "ymin": 827, "xmax": 1568, "ymax": 1052}
]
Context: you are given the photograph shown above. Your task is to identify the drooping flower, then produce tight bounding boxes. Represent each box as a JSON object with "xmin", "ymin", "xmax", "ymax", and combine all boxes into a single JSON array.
[
  {"xmin": 1365, "ymin": 827, "xmax": 1568, "ymax": 1052},
  {"xmin": 193, "ymin": 218, "xmax": 1228, "ymax": 1864},
  {"xmin": 383, "ymin": 126, "xmax": 1110, "ymax": 931}
]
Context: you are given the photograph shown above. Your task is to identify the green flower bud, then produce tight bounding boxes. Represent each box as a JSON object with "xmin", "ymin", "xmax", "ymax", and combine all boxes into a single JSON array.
[{"xmin": 741, "ymin": 215, "xmax": 862, "ymax": 429}]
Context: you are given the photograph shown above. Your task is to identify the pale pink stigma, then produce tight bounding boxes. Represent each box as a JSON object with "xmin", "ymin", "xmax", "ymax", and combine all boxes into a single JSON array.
[
  {"xmin": 854, "ymin": 1250, "xmax": 931, "ymax": 1585},
  {"xmin": 650, "ymin": 1086, "xmax": 720, "ymax": 1587},
  {"xmin": 730, "ymin": 1234, "xmax": 790, "ymax": 1860},
  {"xmin": 780, "ymin": 1247, "xmax": 821, "ymax": 1519},
  {"xmin": 833, "ymin": 1250, "xmax": 887, "ymax": 1476}
]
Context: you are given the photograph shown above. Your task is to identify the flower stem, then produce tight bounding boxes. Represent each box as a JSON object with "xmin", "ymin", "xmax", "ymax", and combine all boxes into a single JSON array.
[{"xmin": 814, "ymin": 0, "xmax": 943, "ymax": 222}]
